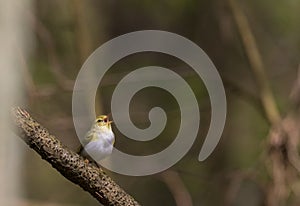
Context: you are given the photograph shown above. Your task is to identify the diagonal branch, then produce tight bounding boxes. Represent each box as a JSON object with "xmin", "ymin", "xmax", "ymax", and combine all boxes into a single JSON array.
[
  {"xmin": 228, "ymin": 0, "xmax": 281, "ymax": 125},
  {"xmin": 157, "ymin": 170, "xmax": 193, "ymax": 206},
  {"xmin": 11, "ymin": 107, "xmax": 140, "ymax": 206},
  {"xmin": 227, "ymin": 1, "xmax": 299, "ymax": 206}
]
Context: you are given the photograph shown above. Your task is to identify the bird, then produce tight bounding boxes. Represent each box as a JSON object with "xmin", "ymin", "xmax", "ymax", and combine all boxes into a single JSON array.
[{"xmin": 78, "ymin": 115, "xmax": 115, "ymax": 164}]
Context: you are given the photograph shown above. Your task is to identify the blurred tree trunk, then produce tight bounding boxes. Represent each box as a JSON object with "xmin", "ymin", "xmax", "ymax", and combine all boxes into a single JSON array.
[{"xmin": 0, "ymin": 0, "xmax": 32, "ymax": 205}]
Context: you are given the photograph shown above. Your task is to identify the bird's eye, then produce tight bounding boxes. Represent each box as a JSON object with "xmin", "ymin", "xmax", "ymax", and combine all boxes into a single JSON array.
[{"xmin": 104, "ymin": 118, "xmax": 108, "ymax": 123}]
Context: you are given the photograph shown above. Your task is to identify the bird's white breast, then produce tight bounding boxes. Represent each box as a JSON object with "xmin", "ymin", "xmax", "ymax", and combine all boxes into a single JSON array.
[{"xmin": 83, "ymin": 128, "xmax": 115, "ymax": 163}]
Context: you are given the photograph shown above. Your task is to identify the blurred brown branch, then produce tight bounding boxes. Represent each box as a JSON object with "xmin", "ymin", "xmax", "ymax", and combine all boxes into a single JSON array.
[
  {"xmin": 11, "ymin": 107, "xmax": 140, "ymax": 206},
  {"xmin": 228, "ymin": 0, "xmax": 300, "ymax": 206},
  {"xmin": 158, "ymin": 170, "xmax": 193, "ymax": 206},
  {"xmin": 28, "ymin": 12, "xmax": 74, "ymax": 91},
  {"xmin": 224, "ymin": 170, "xmax": 261, "ymax": 206},
  {"xmin": 290, "ymin": 64, "xmax": 300, "ymax": 108},
  {"xmin": 227, "ymin": 0, "xmax": 280, "ymax": 125}
]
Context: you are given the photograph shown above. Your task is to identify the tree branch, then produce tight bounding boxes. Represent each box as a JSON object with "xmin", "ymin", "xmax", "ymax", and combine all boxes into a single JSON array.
[
  {"xmin": 157, "ymin": 170, "xmax": 193, "ymax": 206},
  {"xmin": 228, "ymin": 0, "xmax": 281, "ymax": 125},
  {"xmin": 227, "ymin": 1, "xmax": 299, "ymax": 205},
  {"xmin": 11, "ymin": 107, "xmax": 140, "ymax": 206}
]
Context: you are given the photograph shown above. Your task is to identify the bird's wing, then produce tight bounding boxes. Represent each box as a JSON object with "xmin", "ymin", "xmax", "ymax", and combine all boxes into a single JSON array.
[
  {"xmin": 76, "ymin": 129, "xmax": 95, "ymax": 154},
  {"xmin": 82, "ymin": 130, "xmax": 95, "ymax": 146}
]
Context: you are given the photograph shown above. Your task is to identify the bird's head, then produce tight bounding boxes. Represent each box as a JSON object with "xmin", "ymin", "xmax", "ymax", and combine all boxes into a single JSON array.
[{"xmin": 95, "ymin": 115, "xmax": 113, "ymax": 130}]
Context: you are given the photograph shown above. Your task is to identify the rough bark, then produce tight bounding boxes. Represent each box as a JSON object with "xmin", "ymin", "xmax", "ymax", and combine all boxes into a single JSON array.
[{"xmin": 11, "ymin": 107, "xmax": 140, "ymax": 206}]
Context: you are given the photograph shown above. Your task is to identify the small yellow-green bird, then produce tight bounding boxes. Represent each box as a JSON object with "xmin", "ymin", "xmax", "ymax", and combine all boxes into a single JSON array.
[{"xmin": 79, "ymin": 115, "xmax": 115, "ymax": 163}]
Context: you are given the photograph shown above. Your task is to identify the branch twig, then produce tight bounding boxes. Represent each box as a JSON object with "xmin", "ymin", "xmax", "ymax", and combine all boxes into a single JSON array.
[
  {"xmin": 157, "ymin": 170, "xmax": 193, "ymax": 206},
  {"xmin": 228, "ymin": 0, "xmax": 281, "ymax": 125},
  {"xmin": 11, "ymin": 107, "xmax": 140, "ymax": 206},
  {"xmin": 227, "ymin": 1, "xmax": 296, "ymax": 206}
]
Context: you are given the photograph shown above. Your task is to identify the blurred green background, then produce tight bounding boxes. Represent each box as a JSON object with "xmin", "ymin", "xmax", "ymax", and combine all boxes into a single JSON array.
[{"xmin": 13, "ymin": 0, "xmax": 300, "ymax": 205}]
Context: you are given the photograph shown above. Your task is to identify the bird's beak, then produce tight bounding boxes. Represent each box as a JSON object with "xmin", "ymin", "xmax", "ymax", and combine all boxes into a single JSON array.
[{"xmin": 108, "ymin": 120, "xmax": 113, "ymax": 124}]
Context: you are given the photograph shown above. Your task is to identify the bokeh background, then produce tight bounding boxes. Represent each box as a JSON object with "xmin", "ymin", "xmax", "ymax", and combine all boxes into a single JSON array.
[{"xmin": 1, "ymin": 0, "xmax": 300, "ymax": 205}]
